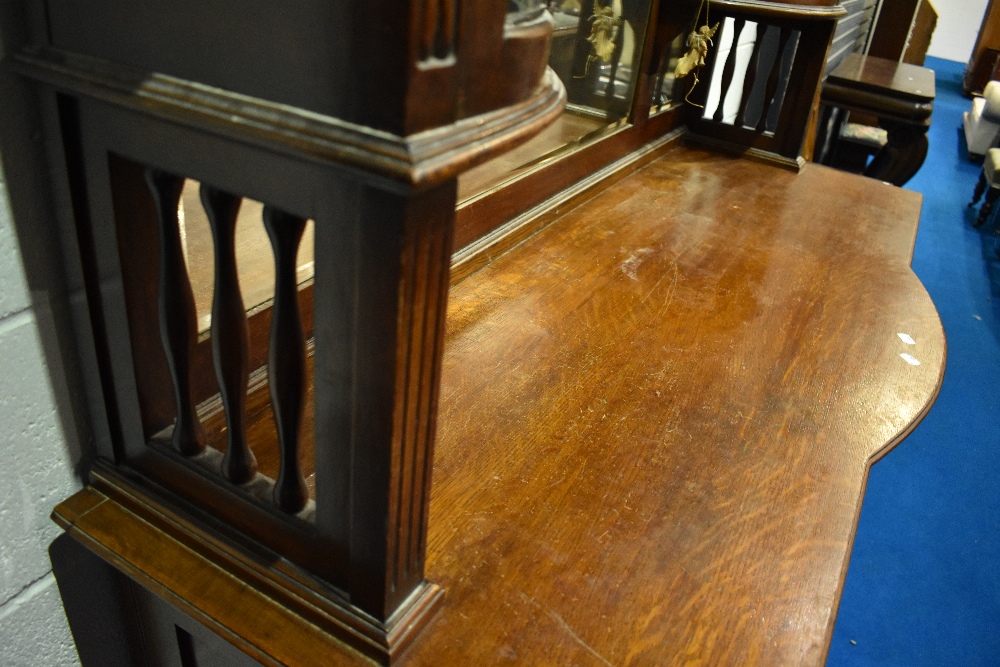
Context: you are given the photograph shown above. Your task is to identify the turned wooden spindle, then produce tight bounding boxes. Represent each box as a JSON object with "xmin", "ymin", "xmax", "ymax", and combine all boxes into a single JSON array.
[
  {"xmin": 201, "ymin": 185, "xmax": 257, "ymax": 484},
  {"xmin": 713, "ymin": 18, "xmax": 746, "ymax": 124},
  {"xmin": 735, "ymin": 28, "xmax": 766, "ymax": 128},
  {"xmin": 757, "ymin": 27, "xmax": 794, "ymax": 133},
  {"xmin": 262, "ymin": 206, "xmax": 309, "ymax": 513},
  {"xmin": 145, "ymin": 168, "xmax": 206, "ymax": 456}
]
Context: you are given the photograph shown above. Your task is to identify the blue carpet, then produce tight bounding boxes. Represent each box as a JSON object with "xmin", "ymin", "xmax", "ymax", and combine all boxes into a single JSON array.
[{"xmin": 827, "ymin": 57, "xmax": 1000, "ymax": 666}]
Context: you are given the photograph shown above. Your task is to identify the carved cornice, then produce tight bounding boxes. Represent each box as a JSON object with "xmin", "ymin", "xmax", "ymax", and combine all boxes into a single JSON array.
[{"xmin": 12, "ymin": 46, "xmax": 566, "ymax": 190}]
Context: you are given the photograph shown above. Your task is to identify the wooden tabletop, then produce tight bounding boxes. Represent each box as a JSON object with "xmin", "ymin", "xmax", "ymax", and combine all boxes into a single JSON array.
[
  {"xmin": 57, "ymin": 144, "xmax": 943, "ymax": 666},
  {"xmin": 827, "ymin": 53, "xmax": 935, "ymax": 102},
  {"xmin": 402, "ymin": 145, "xmax": 945, "ymax": 665}
]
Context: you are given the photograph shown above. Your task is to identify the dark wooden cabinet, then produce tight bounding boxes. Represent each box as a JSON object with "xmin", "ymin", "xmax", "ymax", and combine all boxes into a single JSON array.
[
  {"xmin": 867, "ymin": 0, "xmax": 938, "ymax": 66},
  {"xmin": 966, "ymin": 0, "xmax": 1000, "ymax": 95},
  {"xmin": 3, "ymin": 0, "xmax": 944, "ymax": 664}
]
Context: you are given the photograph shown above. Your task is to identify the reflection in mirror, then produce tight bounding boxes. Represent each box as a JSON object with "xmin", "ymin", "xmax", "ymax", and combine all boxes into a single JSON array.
[
  {"xmin": 560, "ymin": 0, "xmax": 650, "ymax": 122},
  {"xmin": 650, "ymin": 32, "xmax": 689, "ymax": 113},
  {"xmin": 507, "ymin": 0, "xmax": 548, "ymax": 23},
  {"xmin": 646, "ymin": 0, "xmax": 708, "ymax": 113},
  {"xmin": 177, "ymin": 179, "xmax": 314, "ymax": 336},
  {"xmin": 458, "ymin": 0, "xmax": 656, "ymax": 203}
]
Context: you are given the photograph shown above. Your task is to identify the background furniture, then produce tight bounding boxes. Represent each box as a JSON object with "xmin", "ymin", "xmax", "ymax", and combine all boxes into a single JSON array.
[
  {"xmin": 821, "ymin": 121, "xmax": 888, "ymax": 172},
  {"xmin": 963, "ymin": 80, "xmax": 1000, "ymax": 158},
  {"xmin": 867, "ymin": 0, "xmax": 938, "ymax": 66},
  {"xmin": 970, "ymin": 146, "xmax": 1000, "ymax": 227},
  {"xmin": 822, "ymin": 0, "xmax": 940, "ymax": 81},
  {"xmin": 818, "ymin": 52, "xmax": 935, "ymax": 185},
  {"xmin": 966, "ymin": 0, "xmax": 1000, "ymax": 95},
  {"xmin": 825, "ymin": 0, "xmax": 881, "ymax": 76}
]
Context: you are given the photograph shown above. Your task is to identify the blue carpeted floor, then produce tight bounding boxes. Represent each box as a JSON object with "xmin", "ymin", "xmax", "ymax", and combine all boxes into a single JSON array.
[{"xmin": 827, "ymin": 57, "xmax": 1000, "ymax": 666}]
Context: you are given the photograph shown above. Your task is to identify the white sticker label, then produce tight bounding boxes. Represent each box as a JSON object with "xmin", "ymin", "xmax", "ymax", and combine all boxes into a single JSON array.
[
  {"xmin": 897, "ymin": 333, "xmax": 916, "ymax": 345},
  {"xmin": 900, "ymin": 353, "xmax": 921, "ymax": 366}
]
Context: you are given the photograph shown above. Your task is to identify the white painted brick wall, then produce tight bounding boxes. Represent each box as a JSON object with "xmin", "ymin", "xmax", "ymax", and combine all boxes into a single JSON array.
[
  {"xmin": 0, "ymin": 167, "xmax": 81, "ymax": 664},
  {"xmin": 0, "ymin": 575, "xmax": 79, "ymax": 666}
]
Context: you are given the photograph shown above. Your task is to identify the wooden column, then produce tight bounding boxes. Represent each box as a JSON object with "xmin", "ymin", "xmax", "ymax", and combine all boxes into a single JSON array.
[{"xmin": 311, "ymin": 180, "xmax": 455, "ymax": 620}]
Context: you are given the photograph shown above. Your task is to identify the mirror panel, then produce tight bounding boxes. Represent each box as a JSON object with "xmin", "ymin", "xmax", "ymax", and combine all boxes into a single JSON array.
[
  {"xmin": 650, "ymin": 31, "xmax": 689, "ymax": 113},
  {"xmin": 459, "ymin": 0, "xmax": 657, "ymax": 203}
]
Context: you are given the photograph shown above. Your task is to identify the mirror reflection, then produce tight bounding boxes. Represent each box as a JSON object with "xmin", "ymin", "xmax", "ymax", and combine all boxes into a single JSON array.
[
  {"xmin": 460, "ymin": 0, "xmax": 657, "ymax": 202},
  {"xmin": 650, "ymin": 31, "xmax": 690, "ymax": 114},
  {"xmin": 507, "ymin": 0, "xmax": 548, "ymax": 23},
  {"xmin": 559, "ymin": 0, "xmax": 648, "ymax": 122}
]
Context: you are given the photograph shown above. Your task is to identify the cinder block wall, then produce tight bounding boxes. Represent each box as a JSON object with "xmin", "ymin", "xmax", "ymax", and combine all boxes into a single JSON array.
[{"xmin": 0, "ymin": 165, "xmax": 81, "ymax": 665}]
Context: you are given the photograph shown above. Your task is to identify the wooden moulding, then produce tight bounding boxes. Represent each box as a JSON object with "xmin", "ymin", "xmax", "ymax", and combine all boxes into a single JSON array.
[
  {"xmin": 53, "ymin": 462, "xmax": 443, "ymax": 666},
  {"xmin": 683, "ymin": 132, "xmax": 808, "ymax": 171},
  {"xmin": 12, "ymin": 46, "xmax": 566, "ymax": 190},
  {"xmin": 713, "ymin": 0, "xmax": 847, "ymax": 19},
  {"xmin": 451, "ymin": 128, "xmax": 686, "ymax": 284}
]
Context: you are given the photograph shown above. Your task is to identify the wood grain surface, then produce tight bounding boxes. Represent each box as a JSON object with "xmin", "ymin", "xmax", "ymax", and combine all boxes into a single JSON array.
[
  {"xmin": 413, "ymin": 145, "xmax": 943, "ymax": 665},
  {"xmin": 57, "ymin": 145, "xmax": 943, "ymax": 665}
]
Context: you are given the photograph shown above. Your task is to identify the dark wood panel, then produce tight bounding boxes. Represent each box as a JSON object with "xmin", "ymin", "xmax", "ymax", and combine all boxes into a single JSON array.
[
  {"xmin": 868, "ymin": 0, "xmax": 920, "ymax": 62},
  {"xmin": 46, "ymin": 0, "xmax": 549, "ymax": 135},
  {"xmin": 46, "ymin": 0, "xmax": 353, "ymax": 119}
]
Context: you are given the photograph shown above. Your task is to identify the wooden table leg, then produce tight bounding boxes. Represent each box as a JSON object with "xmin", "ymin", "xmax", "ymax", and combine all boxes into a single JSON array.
[
  {"xmin": 816, "ymin": 105, "xmax": 846, "ymax": 166},
  {"xmin": 864, "ymin": 120, "xmax": 929, "ymax": 186},
  {"xmin": 978, "ymin": 187, "xmax": 1000, "ymax": 227},
  {"xmin": 971, "ymin": 171, "xmax": 989, "ymax": 210}
]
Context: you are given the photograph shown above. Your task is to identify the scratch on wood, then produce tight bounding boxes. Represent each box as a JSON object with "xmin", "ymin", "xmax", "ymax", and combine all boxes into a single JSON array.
[
  {"xmin": 547, "ymin": 609, "xmax": 614, "ymax": 666},
  {"xmin": 620, "ymin": 248, "xmax": 653, "ymax": 280}
]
